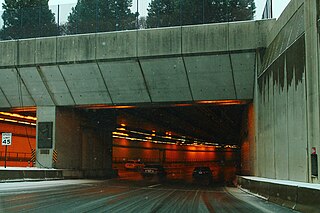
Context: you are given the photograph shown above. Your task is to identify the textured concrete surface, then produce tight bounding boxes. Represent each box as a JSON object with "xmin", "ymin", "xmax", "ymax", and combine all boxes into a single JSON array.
[{"xmin": 0, "ymin": 20, "xmax": 274, "ymax": 108}]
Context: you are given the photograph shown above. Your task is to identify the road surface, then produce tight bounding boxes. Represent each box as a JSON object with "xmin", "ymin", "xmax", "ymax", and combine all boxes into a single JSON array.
[{"xmin": 0, "ymin": 173, "xmax": 299, "ymax": 213}]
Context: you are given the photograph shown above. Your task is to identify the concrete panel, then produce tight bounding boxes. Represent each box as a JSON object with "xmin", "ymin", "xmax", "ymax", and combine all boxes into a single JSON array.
[
  {"xmin": 40, "ymin": 66, "xmax": 75, "ymax": 106},
  {"xmin": 98, "ymin": 60, "xmax": 151, "ymax": 104},
  {"xmin": 286, "ymin": 36, "xmax": 308, "ymax": 182},
  {"xmin": 141, "ymin": 57, "xmax": 192, "ymax": 102},
  {"xmin": 19, "ymin": 67, "xmax": 54, "ymax": 106},
  {"xmin": 0, "ymin": 88, "xmax": 10, "ymax": 108},
  {"xmin": 59, "ymin": 63, "xmax": 112, "ymax": 105},
  {"xmin": 96, "ymin": 31, "xmax": 137, "ymax": 60},
  {"xmin": 287, "ymin": 70, "xmax": 308, "ymax": 182},
  {"xmin": 138, "ymin": 27, "xmax": 181, "ymax": 57},
  {"xmin": 56, "ymin": 35, "xmax": 77, "ymax": 63},
  {"xmin": 18, "ymin": 39, "xmax": 36, "ymax": 65},
  {"xmin": 0, "ymin": 40, "xmax": 17, "ymax": 67},
  {"xmin": 231, "ymin": 52, "xmax": 255, "ymax": 99},
  {"xmin": 184, "ymin": 54, "xmax": 235, "ymax": 100},
  {"xmin": 264, "ymin": 71, "xmax": 275, "ymax": 179},
  {"xmin": 76, "ymin": 34, "xmax": 96, "ymax": 61},
  {"xmin": 0, "ymin": 68, "xmax": 35, "ymax": 107},
  {"xmin": 228, "ymin": 21, "xmax": 259, "ymax": 51},
  {"xmin": 55, "ymin": 108, "xmax": 82, "ymax": 169},
  {"xmin": 182, "ymin": 23, "xmax": 228, "ymax": 54},
  {"xmin": 35, "ymin": 37, "xmax": 57, "ymax": 64},
  {"xmin": 305, "ymin": 0, "xmax": 320, "ymax": 184},
  {"xmin": 273, "ymin": 65, "xmax": 289, "ymax": 180},
  {"xmin": 57, "ymin": 34, "xmax": 97, "ymax": 62}
]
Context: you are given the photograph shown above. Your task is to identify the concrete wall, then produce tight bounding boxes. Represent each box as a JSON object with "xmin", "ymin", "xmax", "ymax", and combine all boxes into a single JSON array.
[
  {"xmin": 257, "ymin": 36, "xmax": 308, "ymax": 182},
  {"xmin": 255, "ymin": 0, "xmax": 320, "ymax": 183},
  {"xmin": 240, "ymin": 104, "xmax": 255, "ymax": 176},
  {"xmin": 304, "ymin": 0, "xmax": 320, "ymax": 183},
  {"xmin": 37, "ymin": 107, "xmax": 115, "ymax": 177},
  {"xmin": 55, "ymin": 108, "xmax": 82, "ymax": 169}
]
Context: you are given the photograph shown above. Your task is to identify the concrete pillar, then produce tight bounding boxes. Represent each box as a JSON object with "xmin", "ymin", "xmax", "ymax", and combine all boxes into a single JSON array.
[
  {"xmin": 37, "ymin": 107, "xmax": 116, "ymax": 178},
  {"xmin": 36, "ymin": 106, "xmax": 56, "ymax": 168},
  {"xmin": 305, "ymin": 0, "xmax": 320, "ymax": 183}
]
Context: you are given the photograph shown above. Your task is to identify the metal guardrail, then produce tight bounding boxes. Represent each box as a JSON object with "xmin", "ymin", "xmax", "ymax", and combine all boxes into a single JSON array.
[
  {"xmin": 0, "ymin": 151, "xmax": 32, "ymax": 162},
  {"xmin": 113, "ymin": 157, "xmax": 239, "ymax": 167}
]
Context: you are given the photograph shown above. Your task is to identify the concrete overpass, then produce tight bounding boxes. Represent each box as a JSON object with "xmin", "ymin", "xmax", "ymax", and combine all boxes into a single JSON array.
[
  {"xmin": 0, "ymin": 0, "xmax": 320, "ymax": 190},
  {"xmin": 0, "ymin": 20, "xmax": 272, "ymax": 107},
  {"xmin": 0, "ymin": 17, "xmax": 274, "ymax": 177}
]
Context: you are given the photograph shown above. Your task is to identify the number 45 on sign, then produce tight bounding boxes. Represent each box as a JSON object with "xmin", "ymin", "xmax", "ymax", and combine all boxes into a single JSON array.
[{"xmin": 2, "ymin": 133, "xmax": 12, "ymax": 146}]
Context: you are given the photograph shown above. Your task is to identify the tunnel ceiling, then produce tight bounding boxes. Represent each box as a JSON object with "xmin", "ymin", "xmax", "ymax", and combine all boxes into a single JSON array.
[
  {"xmin": 1, "ymin": 103, "xmax": 247, "ymax": 146},
  {"xmin": 116, "ymin": 104, "xmax": 247, "ymax": 146}
]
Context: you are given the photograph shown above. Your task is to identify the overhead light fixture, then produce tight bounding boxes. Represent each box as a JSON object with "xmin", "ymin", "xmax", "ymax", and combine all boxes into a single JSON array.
[{"xmin": 196, "ymin": 100, "xmax": 247, "ymax": 105}]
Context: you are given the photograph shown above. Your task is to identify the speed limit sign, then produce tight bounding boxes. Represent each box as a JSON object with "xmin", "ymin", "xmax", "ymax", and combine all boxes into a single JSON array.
[{"xmin": 2, "ymin": 133, "xmax": 12, "ymax": 146}]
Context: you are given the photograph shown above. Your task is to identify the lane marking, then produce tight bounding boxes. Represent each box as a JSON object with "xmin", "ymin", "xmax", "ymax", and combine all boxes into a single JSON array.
[{"xmin": 148, "ymin": 184, "xmax": 161, "ymax": 188}]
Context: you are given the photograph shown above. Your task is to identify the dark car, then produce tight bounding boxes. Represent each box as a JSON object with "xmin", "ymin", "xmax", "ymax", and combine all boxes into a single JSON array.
[
  {"xmin": 192, "ymin": 166, "xmax": 213, "ymax": 185},
  {"xmin": 141, "ymin": 164, "xmax": 167, "ymax": 180}
]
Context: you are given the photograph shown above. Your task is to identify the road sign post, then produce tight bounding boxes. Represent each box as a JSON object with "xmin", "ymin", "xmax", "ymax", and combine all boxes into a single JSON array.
[{"xmin": 2, "ymin": 133, "xmax": 12, "ymax": 168}]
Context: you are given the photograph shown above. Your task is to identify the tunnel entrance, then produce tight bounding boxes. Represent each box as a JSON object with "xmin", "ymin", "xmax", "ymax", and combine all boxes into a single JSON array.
[
  {"xmin": 102, "ymin": 101, "xmax": 253, "ymax": 184},
  {"xmin": 0, "ymin": 101, "xmax": 254, "ymax": 183}
]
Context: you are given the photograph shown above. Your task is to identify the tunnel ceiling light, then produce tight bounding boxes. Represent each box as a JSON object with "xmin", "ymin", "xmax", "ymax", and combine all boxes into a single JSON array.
[
  {"xmin": 116, "ymin": 128, "xmax": 126, "ymax": 131},
  {"xmin": 0, "ymin": 112, "xmax": 37, "ymax": 121},
  {"xmin": 11, "ymin": 107, "xmax": 37, "ymax": 112},
  {"xmin": 196, "ymin": 100, "xmax": 248, "ymax": 105},
  {"xmin": 0, "ymin": 117, "xmax": 36, "ymax": 126},
  {"xmin": 113, "ymin": 125, "xmax": 228, "ymax": 148},
  {"xmin": 77, "ymin": 104, "xmax": 136, "ymax": 109},
  {"xmin": 112, "ymin": 132, "xmax": 129, "ymax": 137}
]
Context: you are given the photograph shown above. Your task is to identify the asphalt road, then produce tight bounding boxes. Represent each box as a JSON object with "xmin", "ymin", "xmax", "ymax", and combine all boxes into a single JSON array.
[{"xmin": 0, "ymin": 178, "xmax": 300, "ymax": 213}]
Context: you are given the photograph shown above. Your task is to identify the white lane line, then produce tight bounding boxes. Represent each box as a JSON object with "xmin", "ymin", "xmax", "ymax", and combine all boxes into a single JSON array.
[{"xmin": 148, "ymin": 184, "xmax": 161, "ymax": 188}]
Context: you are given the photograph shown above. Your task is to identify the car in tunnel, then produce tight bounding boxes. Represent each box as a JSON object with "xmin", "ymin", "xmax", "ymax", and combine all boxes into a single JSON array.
[
  {"xmin": 192, "ymin": 166, "xmax": 213, "ymax": 185},
  {"xmin": 141, "ymin": 164, "xmax": 167, "ymax": 180},
  {"xmin": 124, "ymin": 160, "xmax": 145, "ymax": 170}
]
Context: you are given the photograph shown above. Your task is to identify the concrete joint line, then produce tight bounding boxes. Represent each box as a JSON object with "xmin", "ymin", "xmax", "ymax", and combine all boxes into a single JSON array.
[
  {"xmin": 0, "ymin": 86, "xmax": 12, "ymax": 108},
  {"xmin": 96, "ymin": 61, "xmax": 114, "ymax": 104},
  {"xmin": 58, "ymin": 65, "xmax": 76, "ymax": 105},
  {"xmin": 137, "ymin": 58, "xmax": 153, "ymax": 103},
  {"xmin": 36, "ymin": 66, "xmax": 57, "ymax": 106},
  {"xmin": 15, "ymin": 67, "xmax": 36, "ymax": 107},
  {"xmin": 228, "ymin": 53, "xmax": 238, "ymax": 99},
  {"xmin": 181, "ymin": 55, "xmax": 194, "ymax": 101}
]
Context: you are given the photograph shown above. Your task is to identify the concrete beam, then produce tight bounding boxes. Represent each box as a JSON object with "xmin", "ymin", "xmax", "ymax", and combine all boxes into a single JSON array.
[
  {"xmin": 138, "ymin": 27, "xmax": 181, "ymax": 57},
  {"xmin": 18, "ymin": 39, "xmax": 36, "ymax": 65},
  {"xmin": 96, "ymin": 31, "xmax": 137, "ymax": 60},
  {"xmin": 0, "ymin": 40, "xmax": 17, "ymax": 67},
  {"xmin": 36, "ymin": 37, "xmax": 57, "ymax": 64},
  {"xmin": 182, "ymin": 24, "xmax": 228, "ymax": 54}
]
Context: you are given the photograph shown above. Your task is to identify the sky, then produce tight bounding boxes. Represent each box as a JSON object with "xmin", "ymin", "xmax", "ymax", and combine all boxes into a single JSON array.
[{"xmin": 0, "ymin": 0, "xmax": 291, "ymax": 24}]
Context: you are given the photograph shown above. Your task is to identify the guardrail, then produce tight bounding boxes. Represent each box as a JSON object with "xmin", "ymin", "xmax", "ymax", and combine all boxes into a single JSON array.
[
  {"xmin": 113, "ymin": 157, "xmax": 239, "ymax": 166},
  {"xmin": 0, "ymin": 151, "xmax": 32, "ymax": 162},
  {"xmin": 237, "ymin": 176, "xmax": 320, "ymax": 212}
]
